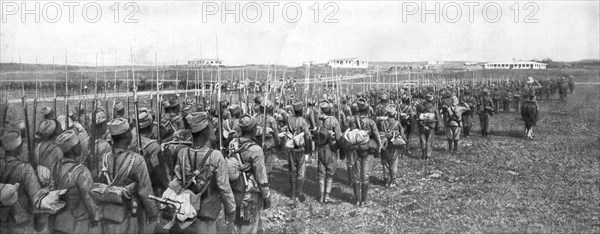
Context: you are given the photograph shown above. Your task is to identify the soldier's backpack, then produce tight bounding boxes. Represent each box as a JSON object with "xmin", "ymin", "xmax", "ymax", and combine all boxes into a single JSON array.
[
  {"xmin": 344, "ymin": 116, "xmax": 371, "ymax": 152},
  {"xmin": 399, "ymin": 106, "xmax": 412, "ymax": 123},
  {"xmin": 90, "ymin": 151, "xmax": 137, "ymax": 223},
  {"xmin": 227, "ymin": 138, "xmax": 261, "ymax": 225},
  {"xmin": 284, "ymin": 117, "xmax": 306, "ymax": 151}
]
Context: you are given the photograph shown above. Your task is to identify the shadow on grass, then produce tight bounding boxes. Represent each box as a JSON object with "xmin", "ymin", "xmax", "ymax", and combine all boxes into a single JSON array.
[{"xmin": 491, "ymin": 129, "xmax": 525, "ymax": 138}]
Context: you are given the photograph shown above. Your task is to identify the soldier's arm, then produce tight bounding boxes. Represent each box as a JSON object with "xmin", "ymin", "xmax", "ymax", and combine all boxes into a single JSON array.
[
  {"xmin": 20, "ymin": 163, "xmax": 43, "ymax": 206},
  {"xmin": 76, "ymin": 167, "xmax": 100, "ymax": 221},
  {"xmin": 212, "ymin": 151, "xmax": 236, "ymax": 215},
  {"xmin": 249, "ymin": 146, "xmax": 270, "ymax": 198},
  {"xmin": 371, "ymin": 120, "xmax": 382, "ymax": 147},
  {"xmin": 133, "ymin": 156, "xmax": 158, "ymax": 220},
  {"xmin": 302, "ymin": 119, "xmax": 312, "ymax": 154},
  {"xmin": 334, "ymin": 118, "xmax": 343, "ymax": 142},
  {"xmin": 269, "ymin": 118, "xmax": 280, "ymax": 146},
  {"xmin": 150, "ymin": 143, "xmax": 171, "ymax": 190}
]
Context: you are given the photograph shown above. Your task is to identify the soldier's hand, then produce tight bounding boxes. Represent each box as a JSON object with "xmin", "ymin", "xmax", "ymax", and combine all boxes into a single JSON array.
[{"xmin": 263, "ymin": 197, "xmax": 272, "ymax": 210}]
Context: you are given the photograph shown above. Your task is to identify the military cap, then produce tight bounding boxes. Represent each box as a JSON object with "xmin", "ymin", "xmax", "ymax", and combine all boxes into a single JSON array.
[
  {"xmin": 292, "ymin": 101, "xmax": 304, "ymax": 112},
  {"xmin": 107, "ymin": 118, "xmax": 130, "ymax": 136},
  {"xmin": 351, "ymin": 103, "xmax": 359, "ymax": 113},
  {"xmin": 381, "ymin": 94, "xmax": 389, "ymax": 101},
  {"xmin": 186, "ymin": 112, "xmax": 209, "ymax": 133},
  {"xmin": 168, "ymin": 97, "xmax": 180, "ymax": 108},
  {"xmin": 238, "ymin": 114, "xmax": 257, "ymax": 133},
  {"xmin": 0, "ymin": 183, "xmax": 19, "ymax": 206},
  {"xmin": 425, "ymin": 93, "xmax": 434, "ymax": 101},
  {"xmin": 137, "ymin": 111, "xmax": 153, "ymax": 129},
  {"xmin": 41, "ymin": 107, "xmax": 55, "ymax": 119},
  {"xmin": 181, "ymin": 105, "xmax": 197, "ymax": 117},
  {"xmin": 1, "ymin": 130, "xmax": 22, "ymax": 151},
  {"xmin": 36, "ymin": 119, "xmax": 57, "ymax": 138},
  {"xmin": 254, "ymin": 96, "xmax": 263, "ymax": 105},
  {"xmin": 308, "ymin": 98, "xmax": 317, "ymax": 106},
  {"xmin": 114, "ymin": 101, "xmax": 125, "ymax": 112},
  {"xmin": 95, "ymin": 111, "xmax": 107, "ymax": 125},
  {"xmin": 220, "ymin": 99, "xmax": 229, "ymax": 107},
  {"xmin": 55, "ymin": 130, "xmax": 80, "ymax": 153},
  {"xmin": 356, "ymin": 98, "xmax": 368, "ymax": 111},
  {"xmin": 386, "ymin": 104, "xmax": 397, "ymax": 115},
  {"xmin": 229, "ymin": 104, "xmax": 242, "ymax": 116},
  {"xmin": 161, "ymin": 100, "xmax": 170, "ymax": 108},
  {"xmin": 319, "ymin": 100, "xmax": 331, "ymax": 111},
  {"xmin": 11, "ymin": 119, "xmax": 25, "ymax": 131},
  {"xmin": 527, "ymin": 76, "xmax": 534, "ymax": 84},
  {"xmin": 173, "ymin": 129, "xmax": 192, "ymax": 141}
]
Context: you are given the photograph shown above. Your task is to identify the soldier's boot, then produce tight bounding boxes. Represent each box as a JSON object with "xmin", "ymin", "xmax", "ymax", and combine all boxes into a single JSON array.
[
  {"xmin": 353, "ymin": 183, "xmax": 362, "ymax": 206},
  {"xmin": 447, "ymin": 140, "xmax": 453, "ymax": 153},
  {"xmin": 296, "ymin": 180, "xmax": 305, "ymax": 202},
  {"xmin": 361, "ymin": 183, "xmax": 371, "ymax": 207},
  {"xmin": 318, "ymin": 178, "xmax": 326, "ymax": 203},
  {"xmin": 389, "ymin": 173, "xmax": 396, "ymax": 187},
  {"xmin": 324, "ymin": 177, "xmax": 333, "ymax": 203},
  {"xmin": 453, "ymin": 140, "xmax": 459, "ymax": 153}
]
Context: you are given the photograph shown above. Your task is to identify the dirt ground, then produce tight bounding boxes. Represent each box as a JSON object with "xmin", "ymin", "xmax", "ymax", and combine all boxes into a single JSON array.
[{"xmin": 245, "ymin": 85, "xmax": 599, "ymax": 233}]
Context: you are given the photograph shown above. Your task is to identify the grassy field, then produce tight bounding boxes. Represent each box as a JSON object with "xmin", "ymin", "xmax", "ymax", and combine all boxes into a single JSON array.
[{"xmin": 244, "ymin": 84, "xmax": 599, "ymax": 233}]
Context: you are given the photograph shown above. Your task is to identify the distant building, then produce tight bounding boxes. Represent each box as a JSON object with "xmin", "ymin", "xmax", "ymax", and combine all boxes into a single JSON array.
[
  {"xmin": 427, "ymin": 60, "xmax": 445, "ymax": 65},
  {"xmin": 188, "ymin": 58, "xmax": 226, "ymax": 67},
  {"xmin": 484, "ymin": 60, "xmax": 546, "ymax": 69},
  {"xmin": 327, "ymin": 58, "xmax": 369, "ymax": 69}
]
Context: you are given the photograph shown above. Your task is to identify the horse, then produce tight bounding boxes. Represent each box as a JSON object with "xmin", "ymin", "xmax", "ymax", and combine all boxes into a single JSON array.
[{"xmin": 521, "ymin": 100, "xmax": 539, "ymax": 139}]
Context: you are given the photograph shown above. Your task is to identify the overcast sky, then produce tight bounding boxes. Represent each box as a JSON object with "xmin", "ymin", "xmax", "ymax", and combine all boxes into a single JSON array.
[{"xmin": 1, "ymin": 1, "xmax": 599, "ymax": 66}]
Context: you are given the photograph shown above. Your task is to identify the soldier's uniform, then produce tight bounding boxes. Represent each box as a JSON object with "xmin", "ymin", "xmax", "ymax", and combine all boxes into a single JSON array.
[
  {"xmin": 130, "ymin": 111, "xmax": 171, "ymax": 197},
  {"xmin": 444, "ymin": 96, "xmax": 470, "ymax": 153},
  {"xmin": 100, "ymin": 118, "xmax": 158, "ymax": 234},
  {"xmin": 416, "ymin": 93, "xmax": 441, "ymax": 160},
  {"xmin": 113, "ymin": 101, "xmax": 126, "ymax": 119},
  {"xmin": 0, "ymin": 131, "xmax": 44, "ymax": 234},
  {"xmin": 380, "ymin": 104, "xmax": 404, "ymax": 187},
  {"xmin": 288, "ymin": 101, "xmax": 311, "ymax": 202},
  {"xmin": 33, "ymin": 119, "xmax": 64, "ymax": 187},
  {"xmin": 174, "ymin": 111, "xmax": 236, "ymax": 233},
  {"xmin": 478, "ymin": 90, "xmax": 494, "ymax": 137},
  {"xmin": 231, "ymin": 115, "xmax": 271, "ymax": 233},
  {"xmin": 51, "ymin": 130, "xmax": 100, "ymax": 234},
  {"xmin": 315, "ymin": 100, "xmax": 342, "ymax": 203},
  {"xmin": 351, "ymin": 98, "xmax": 381, "ymax": 207},
  {"xmin": 397, "ymin": 96, "xmax": 416, "ymax": 154},
  {"xmin": 254, "ymin": 102, "xmax": 280, "ymax": 181},
  {"xmin": 460, "ymin": 91, "xmax": 477, "ymax": 137},
  {"xmin": 82, "ymin": 110, "xmax": 113, "ymax": 182}
]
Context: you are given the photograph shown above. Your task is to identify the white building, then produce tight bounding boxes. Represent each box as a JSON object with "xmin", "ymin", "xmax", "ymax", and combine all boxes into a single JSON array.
[
  {"xmin": 427, "ymin": 60, "xmax": 445, "ymax": 65},
  {"xmin": 188, "ymin": 58, "xmax": 226, "ymax": 67},
  {"xmin": 484, "ymin": 60, "xmax": 546, "ymax": 69},
  {"xmin": 327, "ymin": 58, "xmax": 369, "ymax": 69}
]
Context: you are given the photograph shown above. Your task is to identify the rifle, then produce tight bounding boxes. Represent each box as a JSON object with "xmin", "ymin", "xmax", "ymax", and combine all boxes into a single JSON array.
[
  {"xmin": 155, "ymin": 54, "xmax": 162, "ymax": 146},
  {"xmin": 102, "ymin": 51, "xmax": 109, "ymax": 120},
  {"xmin": 32, "ymin": 57, "xmax": 38, "ymax": 137},
  {"xmin": 113, "ymin": 52, "xmax": 118, "ymax": 119},
  {"xmin": 65, "ymin": 49, "xmax": 70, "ymax": 128},
  {"xmin": 261, "ymin": 68, "xmax": 271, "ymax": 150},
  {"xmin": 19, "ymin": 49, "xmax": 34, "ymax": 168},
  {"xmin": 130, "ymin": 41, "xmax": 143, "ymax": 155},
  {"xmin": 149, "ymin": 195, "xmax": 183, "ymax": 210},
  {"xmin": 53, "ymin": 57, "xmax": 57, "ymax": 119}
]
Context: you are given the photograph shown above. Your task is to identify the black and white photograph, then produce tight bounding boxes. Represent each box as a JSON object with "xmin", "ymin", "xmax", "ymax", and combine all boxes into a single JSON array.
[{"xmin": 0, "ymin": 1, "xmax": 599, "ymax": 233}]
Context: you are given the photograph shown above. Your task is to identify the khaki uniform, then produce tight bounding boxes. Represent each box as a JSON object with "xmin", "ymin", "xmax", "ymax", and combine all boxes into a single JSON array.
[
  {"xmin": 416, "ymin": 102, "xmax": 440, "ymax": 160},
  {"xmin": 0, "ymin": 156, "xmax": 44, "ymax": 234},
  {"xmin": 174, "ymin": 146, "xmax": 236, "ymax": 234},
  {"xmin": 50, "ymin": 157, "xmax": 100, "ymax": 234},
  {"xmin": 316, "ymin": 115, "xmax": 342, "ymax": 200},
  {"xmin": 99, "ymin": 149, "xmax": 158, "ymax": 234},
  {"xmin": 231, "ymin": 137, "xmax": 270, "ymax": 233}
]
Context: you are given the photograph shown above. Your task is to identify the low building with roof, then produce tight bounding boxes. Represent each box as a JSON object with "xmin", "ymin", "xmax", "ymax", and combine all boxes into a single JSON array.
[
  {"xmin": 484, "ymin": 60, "xmax": 546, "ymax": 69},
  {"xmin": 327, "ymin": 58, "xmax": 369, "ymax": 69}
]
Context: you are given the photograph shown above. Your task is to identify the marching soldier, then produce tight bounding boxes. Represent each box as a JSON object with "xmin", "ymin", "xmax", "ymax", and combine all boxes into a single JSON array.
[
  {"xmin": 100, "ymin": 118, "xmax": 157, "ymax": 234},
  {"xmin": 380, "ymin": 104, "xmax": 404, "ymax": 187},
  {"xmin": 315, "ymin": 100, "xmax": 342, "ymax": 203},
  {"xmin": 288, "ymin": 101, "xmax": 311, "ymax": 202},
  {"xmin": 0, "ymin": 130, "xmax": 44, "ymax": 233},
  {"xmin": 33, "ymin": 119, "xmax": 64, "ymax": 188},
  {"xmin": 416, "ymin": 93, "xmax": 440, "ymax": 160},
  {"xmin": 51, "ymin": 130, "xmax": 100, "ymax": 234},
  {"xmin": 478, "ymin": 89, "xmax": 494, "ymax": 137},
  {"xmin": 255, "ymin": 101, "xmax": 280, "ymax": 182},
  {"xmin": 352, "ymin": 98, "xmax": 381, "ymax": 207},
  {"xmin": 397, "ymin": 94, "xmax": 416, "ymax": 155},
  {"xmin": 86, "ymin": 110, "xmax": 112, "ymax": 181},
  {"xmin": 460, "ymin": 90, "xmax": 477, "ymax": 137},
  {"xmin": 130, "ymin": 110, "xmax": 171, "ymax": 197},
  {"xmin": 232, "ymin": 115, "xmax": 272, "ymax": 233},
  {"xmin": 444, "ymin": 96, "xmax": 470, "ymax": 153},
  {"xmin": 175, "ymin": 112, "xmax": 236, "ymax": 233}
]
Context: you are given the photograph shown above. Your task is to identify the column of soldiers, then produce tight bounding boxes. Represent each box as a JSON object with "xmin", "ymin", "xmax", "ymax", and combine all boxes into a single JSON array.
[{"xmin": 0, "ymin": 73, "xmax": 575, "ymax": 234}]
